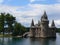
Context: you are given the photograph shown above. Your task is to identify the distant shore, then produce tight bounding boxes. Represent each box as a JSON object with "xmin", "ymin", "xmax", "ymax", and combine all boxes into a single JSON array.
[{"xmin": 0, "ymin": 34, "xmax": 23, "ymax": 38}]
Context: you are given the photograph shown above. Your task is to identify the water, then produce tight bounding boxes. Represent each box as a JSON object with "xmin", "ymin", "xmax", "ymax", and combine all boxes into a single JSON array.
[{"xmin": 0, "ymin": 33, "xmax": 60, "ymax": 45}]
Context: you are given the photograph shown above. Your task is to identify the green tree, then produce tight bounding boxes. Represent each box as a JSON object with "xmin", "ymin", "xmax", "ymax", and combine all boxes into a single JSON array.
[
  {"xmin": 12, "ymin": 22, "xmax": 26, "ymax": 36},
  {"xmin": 0, "ymin": 13, "xmax": 5, "ymax": 35},
  {"xmin": 19, "ymin": 23, "xmax": 26, "ymax": 35},
  {"xmin": 13, "ymin": 22, "xmax": 21, "ymax": 36},
  {"xmin": 5, "ymin": 13, "xmax": 15, "ymax": 35},
  {"xmin": 0, "ymin": 12, "xmax": 26, "ymax": 36}
]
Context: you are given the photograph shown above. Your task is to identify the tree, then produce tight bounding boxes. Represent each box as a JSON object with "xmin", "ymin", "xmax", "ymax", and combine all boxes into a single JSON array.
[
  {"xmin": 20, "ymin": 25, "xmax": 26, "ymax": 35},
  {"xmin": 0, "ymin": 13, "xmax": 5, "ymax": 35},
  {"xmin": 12, "ymin": 22, "xmax": 26, "ymax": 36},
  {"xmin": 12, "ymin": 22, "xmax": 21, "ymax": 36},
  {"xmin": 5, "ymin": 13, "xmax": 15, "ymax": 35},
  {"xmin": 0, "ymin": 12, "xmax": 26, "ymax": 36}
]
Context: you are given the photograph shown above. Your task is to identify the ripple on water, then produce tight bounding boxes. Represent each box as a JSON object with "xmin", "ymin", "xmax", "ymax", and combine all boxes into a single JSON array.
[{"xmin": 0, "ymin": 33, "xmax": 60, "ymax": 45}]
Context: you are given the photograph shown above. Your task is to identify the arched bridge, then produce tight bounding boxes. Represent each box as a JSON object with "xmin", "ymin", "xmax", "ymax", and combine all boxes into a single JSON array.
[{"xmin": 23, "ymin": 32, "xmax": 30, "ymax": 38}]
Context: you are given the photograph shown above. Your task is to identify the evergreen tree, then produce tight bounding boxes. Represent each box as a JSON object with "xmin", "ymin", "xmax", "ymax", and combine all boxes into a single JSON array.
[
  {"xmin": 0, "ymin": 13, "xmax": 5, "ymax": 36},
  {"xmin": 12, "ymin": 22, "xmax": 26, "ymax": 36},
  {"xmin": 5, "ymin": 13, "xmax": 15, "ymax": 35}
]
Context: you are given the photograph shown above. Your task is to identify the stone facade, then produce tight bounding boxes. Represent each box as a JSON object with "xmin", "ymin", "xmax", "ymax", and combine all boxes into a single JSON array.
[{"xmin": 29, "ymin": 11, "xmax": 56, "ymax": 38}]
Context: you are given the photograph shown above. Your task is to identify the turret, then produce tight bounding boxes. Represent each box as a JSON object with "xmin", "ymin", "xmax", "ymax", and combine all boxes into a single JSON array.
[
  {"xmin": 51, "ymin": 20, "xmax": 56, "ymax": 28},
  {"xmin": 30, "ymin": 19, "xmax": 35, "ymax": 37},
  {"xmin": 38, "ymin": 20, "xmax": 40, "ymax": 26},
  {"xmin": 51, "ymin": 20, "xmax": 56, "ymax": 37},
  {"xmin": 31, "ymin": 19, "xmax": 34, "ymax": 26},
  {"xmin": 41, "ymin": 11, "xmax": 48, "ymax": 21},
  {"xmin": 40, "ymin": 11, "xmax": 49, "ymax": 37},
  {"xmin": 41, "ymin": 11, "xmax": 49, "ymax": 26}
]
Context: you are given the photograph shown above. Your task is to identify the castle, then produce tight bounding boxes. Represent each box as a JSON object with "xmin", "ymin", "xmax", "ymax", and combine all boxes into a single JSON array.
[{"xmin": 29, "ymin": 11, "xmax": 56, "ymax": 38}]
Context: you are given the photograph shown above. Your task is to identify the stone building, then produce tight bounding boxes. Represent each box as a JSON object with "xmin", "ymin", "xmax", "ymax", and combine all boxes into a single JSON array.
[{"xmin": 29, "ymin": 11, "xmax": 56, "ymax": 38}]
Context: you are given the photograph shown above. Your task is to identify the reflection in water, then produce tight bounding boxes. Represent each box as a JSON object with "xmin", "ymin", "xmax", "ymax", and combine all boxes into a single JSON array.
[
  {"xmin": 0, "ymin": 37, "xmax": 12, "ymax": 45},
  {"xmin": 30, "ymin": 38, "xmax": 56, "ymax": 45},
  {"xmin": 0, "ymin": 33, "xmax": 60, "ymax": 45}
]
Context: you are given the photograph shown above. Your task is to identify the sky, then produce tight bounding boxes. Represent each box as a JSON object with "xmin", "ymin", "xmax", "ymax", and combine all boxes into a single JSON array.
[{"xmin": 0, "ymin": 0, "xmax": 60, "ymax": 27}]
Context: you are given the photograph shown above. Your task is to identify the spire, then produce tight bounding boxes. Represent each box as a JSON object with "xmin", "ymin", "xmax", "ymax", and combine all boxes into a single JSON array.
[
  {"xmin": 31, "ymin": 19, "xmax": 34, "ymax": 26},
  {"xmin": 38, "ymin": 20, "xmax": 40, "ymax": 26},
  {"xmin": 43, "ymin": 11, "xmax": 48, "ymax": 19},
  {"xmin": 41, "ymin": 11, "xmax": 48, "ymax": 21},
  {"xmin": 44, "ymin": 11, "xmax": 47, "ymax": 15},
  {"xmin": 51, "ymin": 20, "xmax": 55, "ymax": 28}
]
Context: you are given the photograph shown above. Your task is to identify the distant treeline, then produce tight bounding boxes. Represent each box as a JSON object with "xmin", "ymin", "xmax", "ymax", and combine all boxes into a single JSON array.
[
  {"xmin": 56, "ymin": 28, "xmax": 60, "ymax": 33},
  {"xmin": 26, "ymin": 27, "xmax": 60, "ymax": 33},
  {"xmin": 26, "ymin": 27, "xmax": 30, "ymax": 32}
]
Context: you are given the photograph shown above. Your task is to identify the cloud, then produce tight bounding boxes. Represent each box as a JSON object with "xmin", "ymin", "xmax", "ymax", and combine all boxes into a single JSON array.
[
  {"xmin": 0, "ymin": 0, "xmax": 4, "ymax": 3},
  {"xmin": 16, "ymin": 4, "xmax": 60, "ymax": 27},
  {"xmin": 30, "ymin": 0, "xmax": 35, "ymax": 3},
  {"xmin": 30, "ymin": 0, "xmax": 46, "ymax": 3},
  {"xmin": 55, "ymin": 20, "xmax": 60, "ymax": 26},
  {"xmin": 57, "ymin": 0, "xmax": 60, "ymax": 2},
  {"xmin": 0, "ymin": 3, "xmax": 60, "ymax": 27}
]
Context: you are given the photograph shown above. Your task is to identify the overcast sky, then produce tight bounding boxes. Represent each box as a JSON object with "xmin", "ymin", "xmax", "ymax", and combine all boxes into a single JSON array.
[{"xmin": 0, "ymin": 0, "xmax": 60, "ymax": 27}]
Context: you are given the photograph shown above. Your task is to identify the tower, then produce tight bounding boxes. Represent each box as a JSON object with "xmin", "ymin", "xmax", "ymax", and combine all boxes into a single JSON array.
[
  {"xmin": 38, "ymin": 20, "xmax": 40, "ymax": 26},
  {"xmin": 30, "ymin": 19, "xmax": 35, "ymax": 37},
  {"xmin": 40, "ymin": 11, "xmax": 49, "ymax": 37},
  {"xmin": 51, "ymin": 20, "xmax": 55, "ymax": 28},
  {"xmin": 31, "ymin": 19, "xmax": 34, "ymax": 26},
  {"xmin": 51, "ymin": 20, "xmax": 56, "ymax": 37}
]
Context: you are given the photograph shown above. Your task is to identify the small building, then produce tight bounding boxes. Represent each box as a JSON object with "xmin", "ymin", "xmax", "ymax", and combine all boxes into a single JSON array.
[{"xmin": 29, "ymin": 11, "xmax": 56, "ymax": 38}]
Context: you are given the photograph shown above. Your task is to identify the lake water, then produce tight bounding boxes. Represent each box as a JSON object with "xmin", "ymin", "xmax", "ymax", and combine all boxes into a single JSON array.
[{"xmin": 0, "ymin": 33, "xmax": 60, "ymax": 45}]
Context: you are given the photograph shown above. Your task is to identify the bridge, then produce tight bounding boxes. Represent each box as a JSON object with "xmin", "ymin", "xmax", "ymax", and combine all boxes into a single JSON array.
[{"xmin": 23, "ymin": 32, "xmax": 30, "ymax": 38}]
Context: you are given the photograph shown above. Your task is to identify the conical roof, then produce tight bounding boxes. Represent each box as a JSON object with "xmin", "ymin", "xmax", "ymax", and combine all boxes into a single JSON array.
[
  {"xmin": 38, "ymin": 20, "xmax": 40, "ymax": 26},
  {"xmin": 31, "ymin": 19, "xmax": 34, "ymax": 26},
  {"xmin": 51, "ymin": 20, "xmax": 55, "ymax": 28},
  {"xmin": 41, "ymin": 11, "xmax": 48, "ymax": 20}
]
